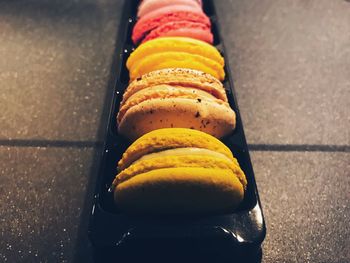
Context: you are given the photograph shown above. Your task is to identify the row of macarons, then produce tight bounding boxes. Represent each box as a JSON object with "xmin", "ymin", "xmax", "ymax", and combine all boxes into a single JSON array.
[{"xmin": 111, "ymin": 0, "xmax": 246, "ymax": 214}]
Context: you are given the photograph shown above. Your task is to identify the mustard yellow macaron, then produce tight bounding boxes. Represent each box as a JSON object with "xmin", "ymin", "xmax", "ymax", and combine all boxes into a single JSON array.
[
  {"xmin": 126, "ymin": 37, "xmax": 225, "ymax": 81},
  {"xmin": 112, "ymin": 128, "xmax": 247, "ymax": 214}
]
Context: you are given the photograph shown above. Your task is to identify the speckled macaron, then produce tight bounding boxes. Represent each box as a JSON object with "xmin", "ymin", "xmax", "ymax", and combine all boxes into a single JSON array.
[{"xmin": 117, "ymin": 68, "xmax": 235, "ymax": 141}]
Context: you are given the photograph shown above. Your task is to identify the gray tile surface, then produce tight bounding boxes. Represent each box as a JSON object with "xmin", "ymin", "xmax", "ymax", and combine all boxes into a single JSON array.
[
  {"xmin": 0, "ymin": 0, "xmax": 123, "ymax": 141},
  {"xmin": 216, "ymin": 0, "xmax": 350, "ymax": 145},
  {"xmin": 250, "ymin": 151, "xmax": 350, "ymax": 262},
  {"xmin": 0, "ymin": 146, "xmax": 96, "ymax": 263}
]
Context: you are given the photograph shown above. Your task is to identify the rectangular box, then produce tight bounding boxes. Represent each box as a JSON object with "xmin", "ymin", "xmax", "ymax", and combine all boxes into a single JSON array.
[{"xmin": 88, "ymin": 0, "xmax": 266, "ymax": 261}]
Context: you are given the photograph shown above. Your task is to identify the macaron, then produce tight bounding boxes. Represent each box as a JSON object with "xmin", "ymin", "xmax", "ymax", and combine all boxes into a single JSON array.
[
  {"xmin": 126, "ymin": 37, "xmax": 225, "ymax": 81},
  {"xmin": 117, "ymin": 68, "xmax": 235, "ymax": 140},
  {"xmin": 112, "ymin": 128, "xmax": 247, "ymax": 214},
  {"xmin": 137, "ymin": 0, "xmax": 202, "ymax": 18},
  {"xmin": 141, "ymin": 20, "xmax": 213, "ymax": 44},
  {"xmin": 133, "ymin": 3, "xmax": 212, "ymax": 44}
]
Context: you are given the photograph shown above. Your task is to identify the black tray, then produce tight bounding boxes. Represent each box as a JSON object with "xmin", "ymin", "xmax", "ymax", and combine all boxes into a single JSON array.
[{"xmin": 88, "ymin": 0, "xmax": 266, "ymax": 262}]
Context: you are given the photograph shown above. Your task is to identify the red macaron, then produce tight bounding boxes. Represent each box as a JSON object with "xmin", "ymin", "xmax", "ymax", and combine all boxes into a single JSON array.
[{"xmin": 133, "ymin": 4, "xmax": 213, "ymax": 45}]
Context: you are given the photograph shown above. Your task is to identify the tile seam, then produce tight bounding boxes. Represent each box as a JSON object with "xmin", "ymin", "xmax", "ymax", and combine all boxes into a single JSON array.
[
  {"xmin": 0, "ymin": 139, "xmax": 102, "ymax": 148},
  {"xmin": 248, "ymin": 144, "xmax": 350, "ymax": 152},
  {"xmin": 0, "ymin": 140, "xmax": 349, "ymax": 152}
]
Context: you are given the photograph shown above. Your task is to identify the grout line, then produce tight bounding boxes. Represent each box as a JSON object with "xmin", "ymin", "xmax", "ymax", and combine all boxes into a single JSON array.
[
  {"xmin": 248, "ymin": 144, "xmax": 350, "ymax": 153},
  {"xmin": 0, "ymin": 140, "xmax": 349, "ymax": 153},
  {"xmin": 0, "ymin": 139, "xmax": 103, "ymax": 148}
]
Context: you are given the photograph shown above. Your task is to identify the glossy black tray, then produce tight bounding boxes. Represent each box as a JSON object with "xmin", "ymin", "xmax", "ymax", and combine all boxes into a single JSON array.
[{"xmin": 88, "ymin": 0, "xmax": 266, "ymax": 262}]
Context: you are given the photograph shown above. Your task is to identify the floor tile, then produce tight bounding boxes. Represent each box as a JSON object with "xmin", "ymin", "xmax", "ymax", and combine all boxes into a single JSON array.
[
  {"xmin": 0, "ymin": 0, "xmax": 123, "ymax": 141},
  {"xmin": 250, "ymin": 151, "xmax": 350, "ymax": 262},
  {"xmin": 216, "ymin": 0, "xmax": 350, "ymax": 145},
  {"xmin": 0, "ymin": 146, "xmax": 97, "ymax": 262}
]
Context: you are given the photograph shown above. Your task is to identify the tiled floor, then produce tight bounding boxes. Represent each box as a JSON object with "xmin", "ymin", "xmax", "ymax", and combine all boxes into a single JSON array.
[{"xmin": 0, "ymin": 0, "xmax": 349, "ymax": 262}]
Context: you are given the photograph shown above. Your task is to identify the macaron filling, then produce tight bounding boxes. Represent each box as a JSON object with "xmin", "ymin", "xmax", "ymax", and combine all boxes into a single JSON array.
[{"xmin": 135, "ymin": 147, "xmax": 233, "ymax": 164}]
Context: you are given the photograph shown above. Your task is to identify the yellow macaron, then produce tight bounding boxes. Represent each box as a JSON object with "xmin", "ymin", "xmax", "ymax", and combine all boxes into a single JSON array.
[
  {"xmin": 112, "ymin": 128, "xmax": 247, "ymax": 214},
  {"xmin": 126, "ymin": 37, "xmax": 225, "ymax": 81}
]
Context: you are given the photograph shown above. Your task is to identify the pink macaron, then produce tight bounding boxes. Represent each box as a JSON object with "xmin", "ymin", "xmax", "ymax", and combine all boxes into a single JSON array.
[{"xmin": 137, "ymin": 0, "xmax": 202, "ymax": 18}]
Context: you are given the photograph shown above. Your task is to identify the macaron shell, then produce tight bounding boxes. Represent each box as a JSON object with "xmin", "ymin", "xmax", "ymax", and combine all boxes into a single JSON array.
[
  {"xmin": 117, "ymin": 85, "xmax": 226, "ymax": 124},
  {"xmin": 141, "ymin": 4, "xmax": 203, "ymax": 21},
  {"xmin": 115, "ymin": 155, "xmax": 247, "ymax": 188},
  {"xmin": 124, "ymin": 68, "xmax": 227, "ymax": 102},
  {"xmin": 142, "ymin": 21, "xmax": 213, "ymax": 44},
  {"xmin": 114, "ymin": 167, "xmax": 244, "ymax": 214},
  {"xmin": 130, "ymin": 52, "xmax": 224, "ymax": 81},
  {"xmin": 132, "ymin": 10, "xmax": 210, "ymax": 44},
  {"xmin": 118, "ymin": 97, "xmax": 236, "ymax": 141},
  {"xmin": 127, "ymin": 37, "xmax": 224, "ymax": 71},
  {"xmin": 118, "ymin": 128, "xmax": 234, "ymax": 171},
  {"xmin": 138, "ymin": 0, "xmax": 202, "ymax": 18}
]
